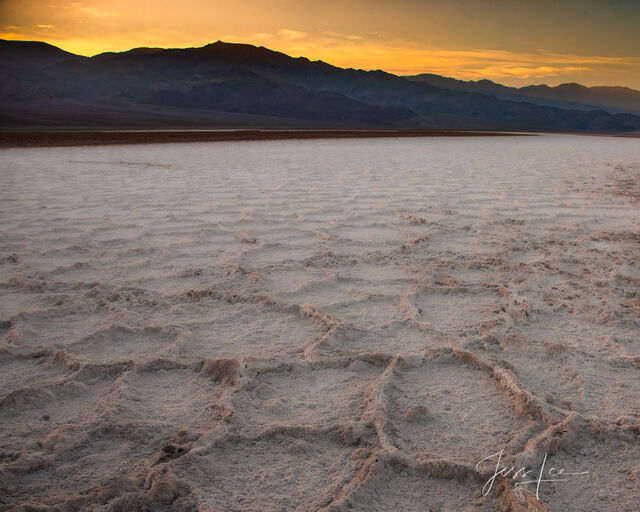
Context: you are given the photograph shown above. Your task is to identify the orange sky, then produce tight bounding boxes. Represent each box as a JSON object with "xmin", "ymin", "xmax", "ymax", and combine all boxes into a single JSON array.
[{"xmin": 2, "ymin": 0, "xmax": 640, "ymax": 88}]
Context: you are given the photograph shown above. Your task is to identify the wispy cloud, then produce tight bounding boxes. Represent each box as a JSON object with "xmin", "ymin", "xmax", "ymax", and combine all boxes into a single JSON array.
[
  {"xmin": 278, "ymin": 29, "xmax": 305, "ymax": 40},
  {"xmin": 69, "ymin": 2, "xmax": 113, "ymax": 19}
]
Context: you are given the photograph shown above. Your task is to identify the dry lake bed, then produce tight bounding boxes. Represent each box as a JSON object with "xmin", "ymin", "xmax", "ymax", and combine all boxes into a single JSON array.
[{"xmin": 1, "ymin": 134, "xmax": 639, "ymax": 511}]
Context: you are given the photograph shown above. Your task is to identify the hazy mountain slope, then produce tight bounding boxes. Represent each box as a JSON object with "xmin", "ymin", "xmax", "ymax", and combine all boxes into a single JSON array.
[
  {"xmin": 406, "ymin": 73, "xmax": 640, "ymax": 115},
  {"xmin": 520, "ymin": 83, "xmax": 640, "ymax": 114}
]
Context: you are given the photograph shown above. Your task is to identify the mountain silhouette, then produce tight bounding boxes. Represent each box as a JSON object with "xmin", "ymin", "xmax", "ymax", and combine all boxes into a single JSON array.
[{"xmin": 1, "ymin": 39, "xmax": 639, "ymax": 132}]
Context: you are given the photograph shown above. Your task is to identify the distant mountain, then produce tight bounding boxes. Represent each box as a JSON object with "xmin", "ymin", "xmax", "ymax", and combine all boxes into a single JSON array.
[
  {"xmin": 406, "ymin": 73, "xmax": 640, "ymax": 115},
  {"xmin": 0, "ymin": 40, "xmax": 82, "ymax": 68},
  {"xmin": 1, "ymin": 39, "xmax": 640, "ymax": 132},
  {"xmin": 0, "ymin": 40, "xmax": 87, "ymax": 103}
]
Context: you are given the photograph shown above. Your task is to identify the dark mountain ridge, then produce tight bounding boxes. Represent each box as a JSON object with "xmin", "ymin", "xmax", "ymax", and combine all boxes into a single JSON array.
[{"xmin": 2, "ymin": 39, "xmax": 640, "ymax": 132}]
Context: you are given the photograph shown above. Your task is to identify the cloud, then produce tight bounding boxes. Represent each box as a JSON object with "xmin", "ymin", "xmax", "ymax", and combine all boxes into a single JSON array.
[
  {"xmin": 278, "ymin": 28, "xmax": 305, "ymax": 40},
  {"xmin": 471, "ymin": 65, "xmax": 590, "ymax": 80},
  {"xmin": 69, "ymin": 2, "xmax": 113, "ymax": 18}
]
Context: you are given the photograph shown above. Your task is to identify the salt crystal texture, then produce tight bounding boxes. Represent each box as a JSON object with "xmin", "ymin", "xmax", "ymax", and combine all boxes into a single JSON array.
[{"xmin": 0, "ymin": 134, "xmax": 639, "ymax": 511}]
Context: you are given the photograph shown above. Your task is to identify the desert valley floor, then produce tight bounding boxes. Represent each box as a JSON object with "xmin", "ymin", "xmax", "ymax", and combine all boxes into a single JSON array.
[{"xmin": 0, "ymin": 134, "xmax": 639, "ymax": 511}]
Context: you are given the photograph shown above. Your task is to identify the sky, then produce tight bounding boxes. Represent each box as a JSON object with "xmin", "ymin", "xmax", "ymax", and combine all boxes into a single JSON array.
[{"xmin": 1, "ymin": 0, "xmax": 640, "ymax": 88}]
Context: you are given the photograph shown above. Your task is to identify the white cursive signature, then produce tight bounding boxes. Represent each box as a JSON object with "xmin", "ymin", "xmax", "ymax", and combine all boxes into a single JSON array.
[{"xmin": 476, "ymin": 448, "xmax": 589, "ymax": 500}]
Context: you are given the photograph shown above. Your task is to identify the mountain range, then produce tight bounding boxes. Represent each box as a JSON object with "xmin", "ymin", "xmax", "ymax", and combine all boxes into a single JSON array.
[
  {"xmin": 405, "ymin": 74, "xmax": 640, "ymax": 115},
  {"xmin": 2, "ymin": 39, "xmax": 640, "ymax": 132}
]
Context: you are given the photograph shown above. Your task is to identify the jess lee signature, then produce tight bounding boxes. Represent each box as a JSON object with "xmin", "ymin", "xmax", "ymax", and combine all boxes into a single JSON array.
[{"xmin": 476, "ymin": 449, "xmax": 589, "ymax": 500}]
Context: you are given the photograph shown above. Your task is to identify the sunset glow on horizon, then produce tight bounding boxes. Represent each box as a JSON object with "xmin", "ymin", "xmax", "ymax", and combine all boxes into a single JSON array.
[{"xmin": 2, "ymin": 0, "xmax": 639, "ymax": 88}]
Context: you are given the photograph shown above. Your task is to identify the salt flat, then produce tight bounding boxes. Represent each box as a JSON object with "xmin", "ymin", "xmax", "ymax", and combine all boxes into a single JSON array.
[{"xmin": 0, "ymin": 134, "xmax": 638, "ymax": 511}]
